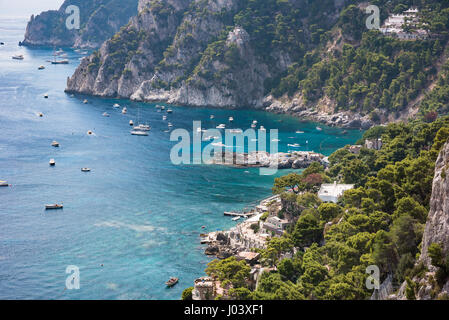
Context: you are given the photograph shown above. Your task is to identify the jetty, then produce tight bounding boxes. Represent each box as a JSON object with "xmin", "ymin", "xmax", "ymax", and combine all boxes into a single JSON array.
[
  {"xmin": 209, "ymin": 150, "xmax": 329, "ymax": 170},
  {"xmin": 224, "ymin": 211, "xmax": 254, "ymax": 218}
]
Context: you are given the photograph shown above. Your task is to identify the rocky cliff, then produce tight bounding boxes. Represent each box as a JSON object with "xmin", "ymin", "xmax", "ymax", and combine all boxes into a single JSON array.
[
  {"xmin": 415, "ymin": 140, "xmax": 449, "ymax": 299},
  {"xmin": 22, "ymin": 0, "xmax": 138, "ymax": 48},
  {"xmin": 66, "ymin": 0, "xmax": 345, "ymax": 113},
  {"xmin": 64, "ymin": 0, "xmax": 449, "ymax": 128},
  {"xmin": 394, "ymin": 140, "xmax": 449, "ymax": 300}
]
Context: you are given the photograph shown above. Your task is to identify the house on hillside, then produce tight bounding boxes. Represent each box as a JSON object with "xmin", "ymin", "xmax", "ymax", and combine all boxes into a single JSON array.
[
  {"xmin": 365, "ymin": 138, "xmax": 383, "ymax": 150},
  {"xmin": 262, "ymin": 216, "xmax": 291, "ymax": 236},
  {"xmin": 379, "ymin": 7, "xmax": 429, "ymax": 40},
  {"xmin": 318, "ymin": 181, "xmax": 354, "ymax": 203}
]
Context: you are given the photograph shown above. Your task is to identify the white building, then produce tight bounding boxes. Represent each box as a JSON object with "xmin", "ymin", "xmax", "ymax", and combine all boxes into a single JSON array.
[
  {"xmin": 263, "ymin": 216, "xmax": 291, "ymax": 235},
  {"xmin": 365, "ymin": 138, "xmax": 383, "ymax": 150},
  {"xmin": 318, "ymin": 181, "xmax": 354, "ymax": 203},
  {"xmin": 379, "ymin": 7, "xmax": 429, "ymax": 40}
]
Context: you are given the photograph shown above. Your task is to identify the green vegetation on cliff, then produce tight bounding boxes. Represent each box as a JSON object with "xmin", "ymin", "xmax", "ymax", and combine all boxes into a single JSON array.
[{"xmin": 200, "ymin": 115, "xmax": 449, "ymax": 300}]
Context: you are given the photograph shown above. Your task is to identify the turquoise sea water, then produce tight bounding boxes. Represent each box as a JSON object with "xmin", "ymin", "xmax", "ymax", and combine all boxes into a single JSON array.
[{"xmin": 0, "ymin": 17, "xmax": 363, "ymax": 299}]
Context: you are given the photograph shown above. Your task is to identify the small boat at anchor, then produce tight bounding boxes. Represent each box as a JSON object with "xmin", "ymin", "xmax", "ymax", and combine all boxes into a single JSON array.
[
  {"xmin": 113, "ymin": 103, "xmax": 120, "ymax": 108},
  {"xmin": 129, "ymin": 120, "xmax": 134, "ymax": 126},
  {"xmin": 166, "ymin": 109, "xmax": 173, "ymax": 114},
  {"xmin": 51, "ymin": 58, "xmax": 69, "ymax": 64},
  {"xmin": 216, "ymin": 124, "xmax": 226, "ymax": 129},
  {"xmin": 49, "ymin": 159, "xmax": 56, "ymax": 166},
  {"xmin": 103, "ymin": 112, "xmax": 110, "ymax": 117},
  {"xmin": 122, "ymin": 107, "xmax": 127, "ymax": 114},
  {"xmin": 134, "ymin": 124, "xmax": 151, "ymax": 131},
  {"xmin": 168, "ymin": 122, "xmax": 173, "ymax": 128},
  {"xmin": 83, "ymin": 99, "xmax": 88, "ymax": 104},
  {"xmin": 316, "ymin": 127, "xmax": 323, "ymax": 131},
  {"xmin": 38, "ymin": 112, "xmax": 44, "ymax": 117},
  {"xmin": 51, "ymin": 141, "xmax": 60, "ymax": 147},
  {"xmin": 38, "ymin": 65, "xmax": 45, "ymax": 70},
  {"xmin": 0, "ymin": 181, "xmax": 9, "ymax": 187},
  {"xmin": 229, "ymin": 117, "xmax": 234, "ymax": 122},
  {"xmin": 232, "ymin": 216, "xmax": 241, "ymax": 221},
  {"xmin": 44, "ymin": 94, "xmax": 49, "ymax": 99},
  {"xmin": 131, "ymin": 130, "xmax": 148, "ymax": 136},
  {"xmin": 45, "ymin": 204, "xmax": 63, "ymax": 210},
  {"xmin": 81, "ymin": 168, "xmax": 91, "ymax": 172},
  {"xmin": 12, "ymin": 54, "xmax": 24, "ymax": 60},
  {"xmin": 165, "ymin": 277, "xmax": 179, "ymax": 288},
  {"xmin": 288, "ymin": 143, "xmax": 300, "ymax": 148}
]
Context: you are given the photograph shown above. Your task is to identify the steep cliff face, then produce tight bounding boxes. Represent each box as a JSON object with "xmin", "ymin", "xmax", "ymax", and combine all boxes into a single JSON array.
[
  {"xmin": 66, "ymin": 0, "xmax": 344, "ymax": 109},
  {"xmin": 64, "ymin": 0, "xmax": 449, "ymax": 126},
  {"xmin": 22, "ymin": 0, "xmax": 139, "ymax": 48},
  {"xmin": 395, "ymin": 140, "xmax": 449, "ymax": 300},
  {"xmin": 420, "ymin": 141, "xmax": 449, "ymax": 268},
  {"xmin": 414, "ymin": 140, "xmax": 449, "ymax": 300}
]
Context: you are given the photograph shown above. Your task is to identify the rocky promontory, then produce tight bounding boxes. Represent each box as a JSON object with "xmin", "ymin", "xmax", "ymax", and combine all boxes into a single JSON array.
[{"xmin": 22, "ymin": 0, "xmax": 139, "ymax": 48}]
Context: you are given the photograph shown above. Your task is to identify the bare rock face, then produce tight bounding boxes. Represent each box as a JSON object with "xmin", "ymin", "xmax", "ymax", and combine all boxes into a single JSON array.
[
  {"xmin": 396, "ymin": 141, "xmax": 449, "ymax": 300},
  {"xmin": 22, "ymin": 0, "xmax": 139, "ymax": 48},
  {"xmin": 420, "ymin": 141, "xmax": 449, "ymax": 269}
]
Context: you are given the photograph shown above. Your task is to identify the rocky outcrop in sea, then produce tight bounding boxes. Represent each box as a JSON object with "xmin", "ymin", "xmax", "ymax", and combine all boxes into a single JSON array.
[{"xmin": 21, "ymin": 0, "xmax": 139, "ymax": 48}]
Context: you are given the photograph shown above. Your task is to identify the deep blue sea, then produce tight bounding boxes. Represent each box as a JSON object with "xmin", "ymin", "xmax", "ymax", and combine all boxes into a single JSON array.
[{"xmin": 0, "ymin": 17, "xmax": 363, "ymax": 299}]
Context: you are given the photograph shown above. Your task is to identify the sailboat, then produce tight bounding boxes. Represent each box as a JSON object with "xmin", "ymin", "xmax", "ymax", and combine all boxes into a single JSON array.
[
  {"xmin": 51, "ymin": 48, "xmax": 68, "ymax": 64},
  {"xmin": 133, "ymin": 106, "xmax": 151, "ymax": 131}
]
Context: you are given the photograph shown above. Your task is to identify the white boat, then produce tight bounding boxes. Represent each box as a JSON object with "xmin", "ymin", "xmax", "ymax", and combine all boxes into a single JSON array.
[
  {"xmin": 113, "ymin": 103, "xmax": 120, "ymax": 108},
  {"xmin": 272, "ymin": 139, "xmax": 280, "ymax": 142},
  {"xmin": 212, "ymin": 142, "xmax": 225, "ymax": 147},
  {"xmin": 210, "ymin": 115, "xmax": 215, "ymax": 119},
  {"xmin": 162, "ymin": 115, "xmax": 167, "ymax": 121},
  {"xmin": 81, "ymin": 168, "xmax": 91, "ymax": 172},
  {"xmin": 129, "ymin": 120, "xmax": 134, "ymax": 126},
  {"xmin": 49, "ymin": 159, "xmax": 56, "ymax": 166},
  {"xmin": 168, "ymin": 122, "xmax": 173, "ymax": 127},
  {"xmin": 87, "ymin": 130, "xmax": 93, "ymax": 135},
  {"xmin": 229, "ymin": 117, "xmax": 234, "ymax": 122},
  {"xmin": 252, "ymin": 120, "xmax": 258, "ymax": 124},
  {"xmin": 38, "ymin": 65, "xmax": 45, "ymax": 70},
  {"xmin": 167, "ymin": 109, "xmax": 173, "ymax": 113},
  {"xmin": 122, "ymin": 107, "xmax": 127, "ymax": 114},
  {"xmin": 103, "ymin": 112, "xmax": 110, "ymax": 117},
  {"xmin": 45, "ymin": 204, "xmax": 63, "ymax": 210},
  {"xmin": 51, "ymin": 59, "xmax": 69, "ymax": 65},
  {"xmin": 161, "ymin": 106, "xmax": 165, "ymax": 110},
  {"xmin": 44, "ymin": 94, "xmax": 49, "ymax": 99},
  {"xmin": 131, "ymin": 130, "xmax": 148, "ymax": 136},
  {"xmin": 134, "ymin": 124, "xmax": 151, "ymax": 131},
  {"xmin": 38, "ymin": 112, "xmax": 44, "ymax": 117},
  {"xmin": 316, "ymin": 127, "xmax": 322, "ymax": 131},
  {"xmin": 296, "ymin": 131, "xmax": 304, "ymax": 134},
  {"xmin": 251, "ymin": 123, "xmax": 256, "ymax": 128},
  {"xmin": 0, "ymin": 181, "xmax": 8, "ymax": 187},
  {"xmin": 216, "ymin": 124, "xmax": 226, "ymax": 129},
  {"xmin": 51, "ymin": 141, "xmax": 60, "ymax": 147},
  {"xmin": 12, "ymin": 54, "xmax": 24, "ymax": 60},
  {"xmin": 229, "ymin": 129, "xmax": 242, "ymax": 134},
  {"xmin": 288, "ymin": 143, "xmax": 300, "ymax": 148},
  {"xmin": 259, "ymin": 126, "xmax": 266, "ymax": 131},
  {"xmin": 83, "ymin": 99, "xmax": 88, "ymax": 104},
  {"xmin": 232, "ymin": 216, "xmax": 241, "ymax": 221}
]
